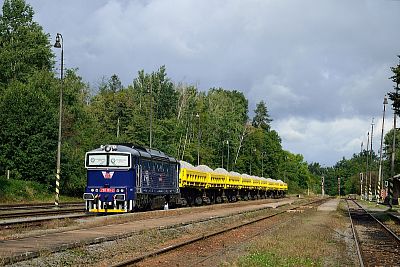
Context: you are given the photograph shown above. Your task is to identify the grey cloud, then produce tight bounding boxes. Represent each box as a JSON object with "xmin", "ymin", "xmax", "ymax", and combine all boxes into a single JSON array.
[{"xmin": 26, "ymin": 0, "xmax": 400, "ymax": 165}]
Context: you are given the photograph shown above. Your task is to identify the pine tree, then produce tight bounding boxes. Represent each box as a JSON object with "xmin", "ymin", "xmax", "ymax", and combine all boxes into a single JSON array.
[
  {"xmin": 388, "ymin": 55, "xmax": 400, "ymax": 115},
  {"xmin": 252, "ymin": 101, "xmax": 272, "ymax": 131}
]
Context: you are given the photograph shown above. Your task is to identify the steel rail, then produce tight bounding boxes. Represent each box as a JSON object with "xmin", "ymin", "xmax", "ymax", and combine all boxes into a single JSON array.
[
  {"xmin": 111, "ymin": 198, "xmax": 329, "ymax": 267},
  {"xmin": 0, "ymin": 201, "xmax": 83, "ymax": 211},
  {"xmin": 345, "ymin": 199, "xmax": 364, "ymax": 267},
  {"xmin": 346, "ymin": 198, "xmax": 400, "ymax": 266},
  {"xmin": 188, "ymin": 212, "xmax": 297, "ymax": 267},
  {"xmin": 350, "ymin": 199, "xmax": 400, "ymax": 243},
  {"xmin": 0, "ymin": 207, "xmax": 85, "ymax": 219}
]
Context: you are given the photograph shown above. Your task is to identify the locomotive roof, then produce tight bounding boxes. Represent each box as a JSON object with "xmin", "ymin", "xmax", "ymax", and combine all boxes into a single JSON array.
[{"xmin": 88, "ymin": 144, "xmax": 178, "ymax": 163}]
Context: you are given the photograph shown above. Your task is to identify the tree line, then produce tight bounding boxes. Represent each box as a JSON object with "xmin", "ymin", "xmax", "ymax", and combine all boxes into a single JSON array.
[{"xmin": 0, "ymin": 0, "xmax": 322, "ymax": 197}]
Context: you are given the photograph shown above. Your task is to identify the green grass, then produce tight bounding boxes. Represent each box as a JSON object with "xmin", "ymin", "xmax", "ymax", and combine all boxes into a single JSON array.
[
  {"xmin": 0, "ymin": 177, "xmax": 81, "ymax": 203},
  {"xmin": 238, "ymin": 251, "xmax": 319, "ymax": 267}
]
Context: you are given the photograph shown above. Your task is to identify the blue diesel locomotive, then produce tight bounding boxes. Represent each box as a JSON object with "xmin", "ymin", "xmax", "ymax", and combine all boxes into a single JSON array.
[
  {"xmin": 84, "ymin": 144, "xmax": 288, "ymax": 213},
  {"xmin": 83, "ymin": 144, "xmax": 181, "ymax": 212}
]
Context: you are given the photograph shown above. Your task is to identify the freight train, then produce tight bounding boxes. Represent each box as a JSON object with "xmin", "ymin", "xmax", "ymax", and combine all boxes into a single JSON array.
[{"xmin": 83, "ymin": 144, "xmax": 287, "ymax": 213}]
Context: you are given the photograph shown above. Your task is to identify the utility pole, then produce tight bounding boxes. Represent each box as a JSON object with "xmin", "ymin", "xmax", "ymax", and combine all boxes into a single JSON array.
[
  {"xmin": 227, "ymin": 140, "xmax": 230, "ymax": 171},
  {"xmin": 391, "ymin": 84, "xmax": 399, "ymax": 178},
  {"xmin": 321, "ymin": 176, "xmax": 325, "ymax": 198},
  {"xmin": 369, "ymin": 118, "xmax": 374, "ymax": 201},
  {"xmin": 53, "ymin": 33, "xmax": 63, "ymax": 208},
  {"xmin": 149, "ymin": 80, "xmax": 153, "ymax": 148},
  {"xmin": 377, "ymin": 96, "xmax": 388, "ymax": 203},
  {"xmin": 261, "ymin": 152, "xmax": 266, "ymax": 177},
  {"xmin": 360, "ymin": 141, "xmax": 364, "ymax": 200},
  {"xmin": 117, "ymin": 117, "xmax": 120, "ymax": 138},
  {"xmin": 389, "ymin": 82, "xmax": 399, "ymax": 205},
  {"xmin": 196, "ymin": 113, "xmax": 200, "ymax": 166},
  {"xmin": 365, "ymin": 132, "xmax": 370, "ymax": 201}
]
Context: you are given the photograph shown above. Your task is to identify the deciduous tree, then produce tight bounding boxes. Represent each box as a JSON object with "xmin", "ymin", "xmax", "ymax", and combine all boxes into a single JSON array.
[{"xmin": 0, "ymin": 0, "xmax": 53, "ymax": 86}]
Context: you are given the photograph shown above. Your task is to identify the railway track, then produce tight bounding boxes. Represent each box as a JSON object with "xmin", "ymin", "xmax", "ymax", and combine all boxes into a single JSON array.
[
  {"xmin": 0, "ymin": 206, "xmax": 85, "ymax": 220},
  {"xmin": 111, "ymin": 198, "xmax": 329, "ymax": 267},
  {"xmin": 346, "ymin": 199, "xmax": 400, "ymax": 266},
  {"xmin": 0, "ymin": 204, "xmax": 87, "ymax": 230},
  {"xmin": 0, "ymin": 198, "xmax": 303, "ymax": 265},
  {"xmin": 0, "ymin": 201, "xmax": 83, "ymax": 211}
]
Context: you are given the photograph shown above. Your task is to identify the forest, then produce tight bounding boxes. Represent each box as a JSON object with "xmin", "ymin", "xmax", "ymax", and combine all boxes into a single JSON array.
[{"xmin": 0, "ymin": 0, "xmax": 399, "ymax": 200}]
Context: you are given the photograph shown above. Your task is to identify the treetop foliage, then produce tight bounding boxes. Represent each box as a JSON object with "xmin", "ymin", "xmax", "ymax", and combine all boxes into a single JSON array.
[
  {"xmin": 252, "ymin": 100, "xmax": 272, "ymax": 131},
  {"xmin": 388, "ymin": 55, "xmax": 400, "ymax": 115},
  {"xmin": 0, "ymin": 0, "xmax": 53, "ymax": 86}
]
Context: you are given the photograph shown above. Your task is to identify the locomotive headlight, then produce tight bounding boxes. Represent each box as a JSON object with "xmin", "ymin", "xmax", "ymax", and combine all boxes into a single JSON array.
[
  {"xmin": 95, "ymin": 188, "xmax": 99, "ymax": 192},
  {"xmin": 121, "ymin": 189, "xmax": 124, "ymax": 192},
  {"xmin": 116, "ymin": 189, "xmax": 120, "ymax": 192},
  {"xmin": 91, "ymin": 188, "xmax": 94, "ymax": 192}
]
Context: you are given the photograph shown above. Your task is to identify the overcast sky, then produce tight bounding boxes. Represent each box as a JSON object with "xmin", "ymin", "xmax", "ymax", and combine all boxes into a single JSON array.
[{"xmin": 25, "ymin": 0, "xmax": 400, "ymax": 166}]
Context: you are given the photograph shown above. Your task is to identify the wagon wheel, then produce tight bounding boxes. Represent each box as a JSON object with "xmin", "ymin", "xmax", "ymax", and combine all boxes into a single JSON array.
[
  {"xmin": 195, "ymin": 196, "xmax": 203, "ymax": 206},
  {"xmin": 203, "ymin": 196, "xmax": 211, "ymax": 205}
]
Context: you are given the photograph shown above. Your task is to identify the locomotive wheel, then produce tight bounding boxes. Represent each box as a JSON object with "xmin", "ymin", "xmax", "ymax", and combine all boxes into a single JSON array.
[
  {"xmin": 243, "ymin": 195, "xmax": 249, "ymax": 201},
  {"xmin": 231, "ymin": 195, "xmax": 237, "ymax": 202},
  {"xmin": 216, "ymin": 196, "xmax": 222, "ymax": 204},
  {"xmin": 195, "ymin": 196, "xmax": 203, "ymax": 206},
  {"xmin": 180, "ymin": 198, "xmax": 188, "ymax": 207}
]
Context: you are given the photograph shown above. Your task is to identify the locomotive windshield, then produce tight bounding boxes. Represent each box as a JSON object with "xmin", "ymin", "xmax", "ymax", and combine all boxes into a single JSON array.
[
  {"xmin": 86, "ymin": 153, "xmax": 130, "ymax": 168},
  {"xmin": 109, "ymin": 154, "xmax": 129, "ymax": 167}
]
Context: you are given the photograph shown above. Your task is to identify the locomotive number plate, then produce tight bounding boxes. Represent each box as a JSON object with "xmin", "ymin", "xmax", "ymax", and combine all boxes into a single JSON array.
[{"xmin": 100, "ymin": 188, "xmax": 115, "ymax": 192}]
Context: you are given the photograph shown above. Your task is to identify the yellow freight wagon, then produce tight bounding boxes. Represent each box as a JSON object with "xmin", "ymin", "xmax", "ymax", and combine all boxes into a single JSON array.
[
  {"xmin": 179, "ymin": 161, "xmax": 209, "ymax": 188},
  {"xmin": 226, "ymin": 171, "xmax": 241, "ymax": 188},
  {"xmin": 178, "ymin": 160, "xmax": 287, "ymax": 206},
  {"xmin": 241, "ymin": 174, "xmax": 254, "ymax": 189},
  {"xmin": 210, "ymin": 168, "xmax": 228, "ymax": 188}
]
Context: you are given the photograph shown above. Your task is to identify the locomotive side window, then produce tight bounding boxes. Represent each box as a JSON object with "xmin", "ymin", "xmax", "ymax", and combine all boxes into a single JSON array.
[
  {"xmin": 87, "ymin": 154, "xmax": 107, "ymax": 166},
  {"xmin": 109, "ymin": 154, "xmax": 129, "ymax": 167}
]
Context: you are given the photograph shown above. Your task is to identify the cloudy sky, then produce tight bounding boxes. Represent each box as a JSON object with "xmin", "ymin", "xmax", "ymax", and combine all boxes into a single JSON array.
[{"xmin": 26, "ymin": 0, "xmax": 400, "ymax": 166}]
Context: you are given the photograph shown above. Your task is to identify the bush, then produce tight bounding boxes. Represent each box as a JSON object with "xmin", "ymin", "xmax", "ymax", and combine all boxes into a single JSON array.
[{"xmin": 0, "ymin": 177, "xmax": 52, "ymax": 202}]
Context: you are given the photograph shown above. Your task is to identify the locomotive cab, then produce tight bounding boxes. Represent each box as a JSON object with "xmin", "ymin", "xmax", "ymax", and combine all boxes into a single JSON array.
[
  {"xmin": 83, "ymin": 144, "xmax": 181, "ymax": 213},
  {"xmin": 83, "ymin": 145, "xmax": 135, "ymax": 212}
]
